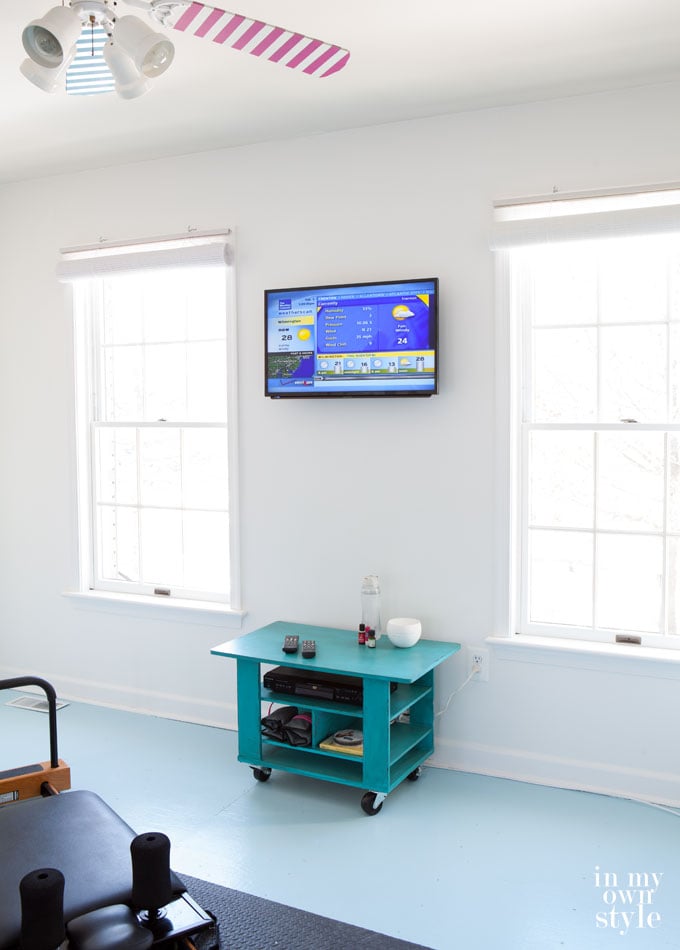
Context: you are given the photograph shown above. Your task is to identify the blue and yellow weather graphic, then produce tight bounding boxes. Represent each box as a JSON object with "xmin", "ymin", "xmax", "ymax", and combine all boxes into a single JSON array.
[{"xmin": 317, "ymin": 293, "xmax": 431, "ymax": 354}]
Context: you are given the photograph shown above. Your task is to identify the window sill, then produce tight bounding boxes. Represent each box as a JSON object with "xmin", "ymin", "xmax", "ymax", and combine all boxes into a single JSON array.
[
  {"xmin": 486, "ymin": 633, "xmax": 680, "ymax": 680},
  {"xmin": 63, "ymin": 590, "xmax": 245, "ymax": 629}
]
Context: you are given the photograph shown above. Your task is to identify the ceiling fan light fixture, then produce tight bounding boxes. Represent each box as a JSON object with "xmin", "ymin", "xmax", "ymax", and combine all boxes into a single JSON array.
[
  {"xmin": 19, "ymin": 0, "xmax": 350, "ymax": 99},
  {"xmin": 112, "ymin": 15, "xmax": 174, "ymax": 79},
  {"xmin": 22, "ymin": 5, "xmax": 83, "ymax": 69},
  {"xmin": 103, "ymin": 40, "xmax": 151, "ymax": 99},
  {"xmin": 20, "ymin": 55, "xmax": 73, "ymax": 93}
]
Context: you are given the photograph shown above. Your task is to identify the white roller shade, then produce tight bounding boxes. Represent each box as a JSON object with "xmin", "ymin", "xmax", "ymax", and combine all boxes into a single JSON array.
[
  {"xmin": 57, "ymin": 233, "xmax": 232, "ymax": 281},
  {"xmin": 490, "ymin": 198, "xmax": 680, "ymax": 249}
]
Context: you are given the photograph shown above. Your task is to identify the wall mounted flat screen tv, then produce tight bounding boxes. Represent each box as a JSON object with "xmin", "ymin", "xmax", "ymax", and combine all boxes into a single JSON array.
[{"xmin": 264, "ymin": 277, "xmax": 439, "ymax": 398}]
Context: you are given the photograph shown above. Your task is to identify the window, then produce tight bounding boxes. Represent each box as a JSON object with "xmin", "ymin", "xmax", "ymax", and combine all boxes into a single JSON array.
[
  {"xmin": 60, "ymin": 233, "xmax": 240, "ymax": 609},
  {"xmin": 495, "ymin": 191, "xmax": 680, "ymax": 648}
]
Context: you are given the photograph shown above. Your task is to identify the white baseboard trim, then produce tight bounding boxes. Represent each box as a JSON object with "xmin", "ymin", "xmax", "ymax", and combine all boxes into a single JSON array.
[
  {"xmin": 428, "ymin": 737, "xmax": 680, "ymax": 808},
  {"xmin": 0, "ymin": 666, "xmax": 238, "ymax": 732},
  {"xmin": 5, "ymin": 666, "xmax": 677, "ymax": 806}
]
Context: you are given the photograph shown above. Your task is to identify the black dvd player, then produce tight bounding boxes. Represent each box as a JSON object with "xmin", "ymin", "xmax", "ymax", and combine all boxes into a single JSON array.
[{"xmin": 263, "ymin": 666, "xmax": 397, "ymax": 706}]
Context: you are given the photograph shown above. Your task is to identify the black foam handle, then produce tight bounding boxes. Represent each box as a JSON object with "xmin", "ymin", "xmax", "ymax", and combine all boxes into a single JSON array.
[
  {"xmin": 19, "ymin": 868, "xmax": 65, "ymax": 950},
  {"xmin": 130, "ymin": 832, "xmax": 173, "ymax": 912}
]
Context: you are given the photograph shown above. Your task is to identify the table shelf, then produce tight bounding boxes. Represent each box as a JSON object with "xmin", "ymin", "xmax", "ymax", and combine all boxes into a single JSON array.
[
  {"xmin": 249, "ymin": 744, "xmax": 365, "ymax": 788},
  {"xmin": 390, "ymin": 682, "xmax": 433, "ymax": 720},
  {"xmin": 389, "ymin": 721, "xmax": 431, "ymax": 766},
  {"xmin": 261, "ymin": 688, "xmax": 362, "ymax": 718}
]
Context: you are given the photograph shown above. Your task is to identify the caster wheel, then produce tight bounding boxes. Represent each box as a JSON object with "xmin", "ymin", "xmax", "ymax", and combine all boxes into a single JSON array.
[
  {"xmin": 361, "ymin": 792, "xmax": 383, "ymax": 816},
  {"xmin": 252, "ymin": 767, "xmax": 272, "ymax": 782},
  {"xmin": 407, "ymin": 767, "xmax": 422, "ymax": 781}
]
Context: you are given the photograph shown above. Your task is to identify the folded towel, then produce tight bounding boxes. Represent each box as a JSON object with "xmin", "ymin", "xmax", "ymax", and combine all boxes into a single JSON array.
[{"xmin": 260, "ymin": 705, "xmax": 298, "ymax": 740}]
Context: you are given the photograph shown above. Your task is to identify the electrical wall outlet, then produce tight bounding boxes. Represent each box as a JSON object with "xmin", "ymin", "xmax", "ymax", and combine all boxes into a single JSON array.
[{"xmin": 468, "ymin": 645, "xmax": 490, "ymax": 682}]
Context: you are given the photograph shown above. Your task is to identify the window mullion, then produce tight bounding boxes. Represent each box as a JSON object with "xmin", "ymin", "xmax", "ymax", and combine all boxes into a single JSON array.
[
  {"xmin": 90, "ymin": 284, "xmax": 105, "ymax": 590},
  {"xmin": 595, "ymin": 255, "xmax": 602, "ymax": 423},
  {"xmin": 667, "ymin": 253, "xmax": 672, "ymax": 421},
  {"xmin": 517, "ymin": 258, "xmax": 533, "ymax": 634},
  {"xmin": 180, "ymin": 426, "xmax": 186, "ymax": 592},
  {"xmin": 519, "ymin": 420, "xmax": 530, "ymax": 634},
  {"xmin": 135, "ymin": 426, "xmax": 143, "ymax": 590},
  {"xmin": 592, "ymin": 430, "xmax": 599, "ymax": 634},
  {"xmin": 662, "ymin": 431, "xmax": 669, "ymax": 636}
]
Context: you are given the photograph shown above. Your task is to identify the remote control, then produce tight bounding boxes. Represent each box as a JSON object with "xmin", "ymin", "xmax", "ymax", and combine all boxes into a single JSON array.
[
  {"xmin": 282, "ymin": 634, "xmax": 299, "ymax": 654},
  {"xmin": 301, "ymin": 639, "xmax": 316, "ymax": 658}
]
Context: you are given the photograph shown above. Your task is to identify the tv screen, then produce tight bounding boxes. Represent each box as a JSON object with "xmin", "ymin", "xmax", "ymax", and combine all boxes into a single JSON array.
[{"xmin": 264, "ymin": 277, "xmax": 439, "ymax": 398}]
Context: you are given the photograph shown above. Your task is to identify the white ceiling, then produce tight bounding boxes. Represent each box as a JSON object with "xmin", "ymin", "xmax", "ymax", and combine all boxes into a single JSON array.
[{"xmin": 3, "ymin": 0, "xmax": 680, "ymax": 184}]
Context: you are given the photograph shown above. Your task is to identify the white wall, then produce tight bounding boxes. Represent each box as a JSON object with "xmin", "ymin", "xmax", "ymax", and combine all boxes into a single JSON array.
[{"xmin": 3, "ymin": 80, "xmax": 680, "ymax": 803}]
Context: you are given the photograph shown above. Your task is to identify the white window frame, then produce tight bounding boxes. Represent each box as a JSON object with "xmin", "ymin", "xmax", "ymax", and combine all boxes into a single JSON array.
[
  {"xmin": 62, "ymin": 231, "xmax": 242, "ymax": 615},
  {"xmin": 493, "ymin": 188, "xmax": 680, "ymax": 651}
]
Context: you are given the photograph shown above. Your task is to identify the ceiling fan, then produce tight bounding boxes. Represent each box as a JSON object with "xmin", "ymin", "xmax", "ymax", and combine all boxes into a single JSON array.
[{"xmin": 20, "ymin": 0, "xmax": 351, "ymax": 98}]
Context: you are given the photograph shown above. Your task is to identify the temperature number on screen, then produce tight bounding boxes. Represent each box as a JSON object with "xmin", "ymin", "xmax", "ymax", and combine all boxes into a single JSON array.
[{"xmin": 397, "ymin": 337, "xmax": 409, "ymax": 345}]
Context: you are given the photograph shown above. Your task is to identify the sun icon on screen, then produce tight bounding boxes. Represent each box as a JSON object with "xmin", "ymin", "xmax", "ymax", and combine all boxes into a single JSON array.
[
  {"xmin": 392, "ymin": 305, "xmax": 415, "ymax": 321},
  {"xmin": 298, "ymin": 328, "xmax": 311, "ymax": 341}
]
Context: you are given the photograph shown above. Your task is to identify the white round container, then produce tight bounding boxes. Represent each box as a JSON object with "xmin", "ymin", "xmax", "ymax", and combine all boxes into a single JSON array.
[{"xmin": 386, "ymin": 617, "xmax": 422, "ymax": 648}]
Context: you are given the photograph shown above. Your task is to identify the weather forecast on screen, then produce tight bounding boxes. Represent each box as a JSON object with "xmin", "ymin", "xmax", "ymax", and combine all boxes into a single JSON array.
[{"xmin": 265, "ymin": 278, "xmax": 438, "ymax": 397}]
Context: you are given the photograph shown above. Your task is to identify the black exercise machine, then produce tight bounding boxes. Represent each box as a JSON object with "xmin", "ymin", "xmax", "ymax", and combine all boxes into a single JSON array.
[
  {"xmin": 0, "ymin": 677, "xmax": 70, "ymax": 803},
  {"xmin": 0, "ymin": 677, "xmax": 217, "ymax": 950}
]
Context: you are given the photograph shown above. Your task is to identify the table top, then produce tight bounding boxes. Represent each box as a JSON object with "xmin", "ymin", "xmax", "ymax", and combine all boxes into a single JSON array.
[{"xmin": 212, "ymin": 620, "xmax": 460, "ymax": 683}]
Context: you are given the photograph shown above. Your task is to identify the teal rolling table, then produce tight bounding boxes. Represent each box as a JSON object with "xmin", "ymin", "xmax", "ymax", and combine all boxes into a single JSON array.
[{"xmin": 211, "ymin": 620, "xmax": 460, "ymax": 814}]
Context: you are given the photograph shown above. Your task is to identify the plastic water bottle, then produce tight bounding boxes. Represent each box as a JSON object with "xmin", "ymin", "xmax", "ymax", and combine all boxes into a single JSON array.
[{"xmin": 361, "ymin": 575, "xmax": 382, "ymax": 640}]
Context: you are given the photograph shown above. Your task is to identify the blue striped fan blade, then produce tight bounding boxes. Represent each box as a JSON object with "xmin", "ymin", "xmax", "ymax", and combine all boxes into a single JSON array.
[{"xmin": 66, "ymin": 26, "xmax": 114, "ymax": 95}]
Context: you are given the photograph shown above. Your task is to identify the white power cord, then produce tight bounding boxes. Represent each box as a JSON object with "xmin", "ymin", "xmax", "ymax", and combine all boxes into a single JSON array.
[
  {"xmin": 435, "ymin": 663, "xmax": 481, "ymax": 718},
  {"xmin": 435, "ymin": 670, "xmax": 680, "ymax": 813},
  {"xmin": 624, "ymin": 797, "xmax": 680, "ymax": 817}
]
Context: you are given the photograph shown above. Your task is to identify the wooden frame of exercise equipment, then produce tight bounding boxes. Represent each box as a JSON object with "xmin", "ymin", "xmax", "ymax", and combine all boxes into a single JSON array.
[{"xmin": 0, "ymin": 676, "xmax": 71, "ymax": 803}]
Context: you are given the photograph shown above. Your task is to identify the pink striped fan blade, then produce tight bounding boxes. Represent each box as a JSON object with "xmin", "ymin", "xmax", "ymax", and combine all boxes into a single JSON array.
[{"xmin": 167, "ymin": 2, "xmax": 350, "ymax": 77}]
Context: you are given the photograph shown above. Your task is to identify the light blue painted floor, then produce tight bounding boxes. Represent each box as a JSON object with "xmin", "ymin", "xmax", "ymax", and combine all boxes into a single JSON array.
[{"xmin": 2, "ymin": 695, "xmax": 680, "ymax": 949}]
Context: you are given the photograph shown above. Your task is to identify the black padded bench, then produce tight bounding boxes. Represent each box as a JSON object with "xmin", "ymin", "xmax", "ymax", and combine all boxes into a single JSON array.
[{"xmin": 0, "ymin": 789, "xmax": 209, "ymax": 950}]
